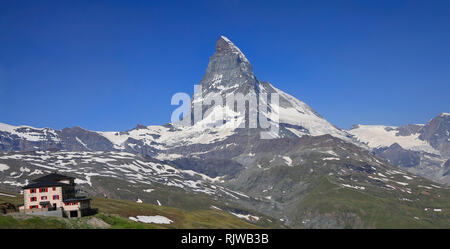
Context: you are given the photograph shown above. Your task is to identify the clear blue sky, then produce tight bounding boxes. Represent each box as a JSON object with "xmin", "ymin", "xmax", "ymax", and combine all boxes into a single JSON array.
[{"xmin": 1, "ymin": 0, "xmax": 449, "ymax": 131}]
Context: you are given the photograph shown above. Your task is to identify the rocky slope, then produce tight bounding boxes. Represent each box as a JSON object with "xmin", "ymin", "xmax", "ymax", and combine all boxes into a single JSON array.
[
  {"xmin": 349, "ymin": 113, "xmax": 450, "ymax": 184},
  {"xmin": 0, "ymin": 36, "xmax": 449, "ymax": 228}
]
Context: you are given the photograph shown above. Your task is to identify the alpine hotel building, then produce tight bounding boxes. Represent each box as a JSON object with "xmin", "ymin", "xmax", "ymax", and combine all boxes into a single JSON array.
[{"xmin": 20, "ymin": 172, "xmax": 92, "ymax": 218}]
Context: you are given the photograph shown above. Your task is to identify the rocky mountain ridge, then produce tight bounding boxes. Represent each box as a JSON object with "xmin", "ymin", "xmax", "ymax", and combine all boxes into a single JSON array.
[
  {"xmin": 349, "ymin": 113, "xmax": 449, "ymax": 184},
  {"xmin": 1, "ymin": 36, "xmax": 449, "ymax": 228}
]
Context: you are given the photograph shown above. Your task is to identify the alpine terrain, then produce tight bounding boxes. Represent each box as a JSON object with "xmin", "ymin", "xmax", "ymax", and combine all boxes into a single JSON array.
[
  {"xmin": 349, "ymin": 113, "xmax": 450, "ymax": 185},
  {"xmin": 0, "ymin": 36, "xmax": 449, "ymax": 228}
]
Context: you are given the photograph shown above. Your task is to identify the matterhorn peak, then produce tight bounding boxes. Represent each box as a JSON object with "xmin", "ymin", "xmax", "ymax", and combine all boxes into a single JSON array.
[
  {"xmin": 187, "ymin": 35, "xmax": 356, "ymax": 143},
  {"xmin": 197, "ymin": 36, "xmax": 256, "ymax": 94},
  {"xmin": 215, "ymin": 36, "xmax": 249, "ymax": 62}
]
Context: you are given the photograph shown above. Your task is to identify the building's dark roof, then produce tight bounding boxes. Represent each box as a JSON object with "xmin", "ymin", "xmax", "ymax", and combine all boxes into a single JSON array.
[
  {"xmin": 32, "ymin": 172, "xmax": 75, "ymax": 182},
  {"xmin": 22, "ymin": 181, "xmax": 68, "ymax": 189}
]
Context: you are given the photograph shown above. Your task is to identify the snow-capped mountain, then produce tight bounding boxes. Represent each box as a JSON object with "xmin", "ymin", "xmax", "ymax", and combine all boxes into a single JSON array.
[
  {"xmin": 1, "ymin": 36, "xmax": 449, "ymax": 228},
  {"xmin": 0, "ymin": 150, "xmax": 252, "ymax": 200},
  {"xmin": 189, "ymin": 36, "xmax": 354, "ymax": 141},
  {"xmin": 349, "ymin": 113, "xmax": 450, "ymax": 184},
  {"xmin": 0, "ymin": 36, "xmax": 355, "ymax": 154}
]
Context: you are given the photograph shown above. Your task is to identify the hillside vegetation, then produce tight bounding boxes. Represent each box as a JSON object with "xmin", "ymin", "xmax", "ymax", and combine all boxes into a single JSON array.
[{"xmin": 0, "ymin": 189, "xmax": 267, "ymax": 229}]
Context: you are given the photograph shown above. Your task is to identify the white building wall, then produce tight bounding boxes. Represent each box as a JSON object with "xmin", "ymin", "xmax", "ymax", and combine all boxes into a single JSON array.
[{"xmin": 24, "ymin": 186, "xmax": 63, "ymax": 210}]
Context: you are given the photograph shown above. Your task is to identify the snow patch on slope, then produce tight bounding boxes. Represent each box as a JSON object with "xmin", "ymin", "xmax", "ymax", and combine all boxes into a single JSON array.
[
  {"xmin": 129, "ymin": 215, "xmax": 172, "ymax": 224},
  {"xmin": 349, "ymin": 125, "xmax": 438, "ymax": 154},
  {"xmin": 0, "ymin": 163, "xmax": 9, "ymax": 172},
  {"xmin": 268, "ymin": 85, "xmax": 355, "ymax": 143},
  {"xmin": 0, "ymin": 123, "xmax": 60, "ymax": 142}
]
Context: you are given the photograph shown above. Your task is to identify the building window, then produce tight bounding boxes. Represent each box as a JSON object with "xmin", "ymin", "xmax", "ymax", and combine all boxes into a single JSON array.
[
  {"xmin": 30, "ymin": 197, "xmax": 37, "ymax": 202},
  {"xmin": 30, "ymin": 189, "xmax": 36, "ymax": 193},
  {"xmin": 29, "ymin": 205, "xmax": 39, "ymax": 209},
  {"xmin": 41, "ymin": 196, "xmax": 47, "ymax": 200},
  {"xmin": 39, "ymin": 188, "xmax": 48, "ymax": 193},
  {"xmin": 53, "ymin": 195, "xmax": 59, "ymax": 200},
  {"xmin": 52, "ymin": 187, "xmax": 56, "ymax": 191}
]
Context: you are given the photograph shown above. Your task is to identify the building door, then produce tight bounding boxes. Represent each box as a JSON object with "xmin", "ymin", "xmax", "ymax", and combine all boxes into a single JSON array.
[{"xmin": 70, "ymin": 210, "xmax": 78, "ymax": 218}]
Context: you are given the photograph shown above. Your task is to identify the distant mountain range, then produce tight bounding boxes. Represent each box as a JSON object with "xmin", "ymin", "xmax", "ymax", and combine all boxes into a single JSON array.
[
  {"xmin": 350, "ymin": 113, "xmax": 449, "ymax": 184},
  {"xmin": 0, "ymin": 36, "xmax": 449, "ymax": 228}
]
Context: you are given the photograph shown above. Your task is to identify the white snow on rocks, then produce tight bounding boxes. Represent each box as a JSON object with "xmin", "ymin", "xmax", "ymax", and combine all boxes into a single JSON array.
[
  {"xmin": 229, "ymin": 212, "xmax": 260, "ymax": 222},
  {"xmin": 29, "ymin": 169, "xmax": 44, "ymax": 176},
  {"xmin": 270, "ymin": 86, "xmax": 354, "ymax": 143},
  {"xmin": 341, "ymin": 184, "xmax": 366, "ymax": 190},
  {"xmin": 0, "ymin": 163, "xmax": 9, "ymax": 172},
  {"xmin": 74, "ymin": 153, "xmax": 222, "ymax": 195},
  {"xmin": 74, "ymin": 177, "xmax": 92, "ymax": 186},
  {"xmin": 98, "ymin": 117, "xmax": 240, "ymax": 150},
  {"xmin": 129, "ymin": 215, "xmax": 173, "ymax": 224},
  {"xmin": 75, "ymin": 137, "xmax": 88, "ymax": 149},
  {"xmin": 282, "ymin": 156, "xmax": 292, "ymax": 166},
  {"xmin": 348, "ymin": 125, "xmax": 438, "ymax": 154},
  {"xmin": 219, "ymin": 36, "xmax": 250, "ymax": 63},
  {"xmin": 0, "ymin": 150, "xmax": 227, "ymax": 196},
  {"xmin": 0, "ymin": 123, "xmax": 61, "ymax": 142}
]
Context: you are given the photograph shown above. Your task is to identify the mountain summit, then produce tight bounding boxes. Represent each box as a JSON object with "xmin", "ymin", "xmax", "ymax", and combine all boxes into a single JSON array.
[
  {"xmin": 0, "ymin": 36, "xmax": 449, "ymax": 229},
  {"xmin": 215, "ymin": 36, "xmax": 249, "ymax": 59},
  {"xmin": 0, "ymin": 36, "xmax": 354, "ymax": 152},
  {"xmin": 197, "ymin": 36, "xmax": 256, "ymax": 97},
  {"xmin": 192, "ymin": 36, "xmax": 353, "ymax": 142}
]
